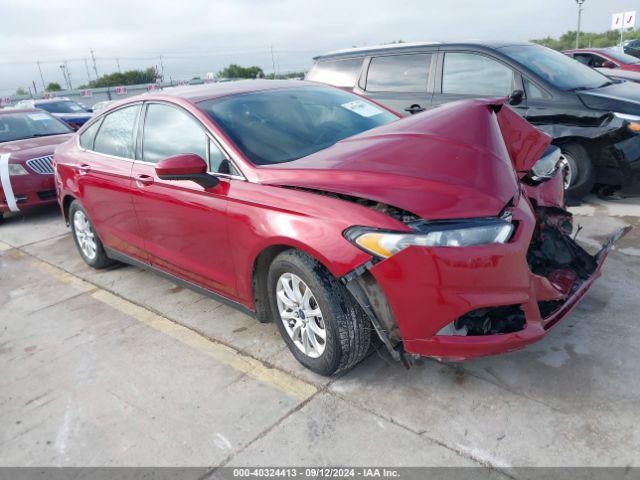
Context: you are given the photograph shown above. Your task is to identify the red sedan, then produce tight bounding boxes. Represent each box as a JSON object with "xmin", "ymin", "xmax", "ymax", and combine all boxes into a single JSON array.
[
  {"xmin": 54, "ymin": 81, "xmax": 627, "ymax": 375},
  {"xmin": 564, "ymin": 48, "xmax": 640, "ymax": 72},
  {"xmin": 1, "ymin": 109, "xmax": 73, "ymax": 221}
]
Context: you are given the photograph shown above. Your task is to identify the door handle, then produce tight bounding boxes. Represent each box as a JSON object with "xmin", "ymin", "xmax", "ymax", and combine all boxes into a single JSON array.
[
  {"xmin": 78, "ymin": 164, "xmax": 91, "ymax": 174},
  {"xmin": 404, "ymin": 104, "xmax": 425, "ymax": 114},
  {"xmin": 135, "ymin": 174, "xmax": 154, "ymax": 186}
]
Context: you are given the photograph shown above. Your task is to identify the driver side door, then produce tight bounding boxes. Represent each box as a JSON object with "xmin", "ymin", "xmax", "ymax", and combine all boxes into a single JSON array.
[{"xmin": 130, "ymin": 102, "xmax": 240, "ymax": 300}]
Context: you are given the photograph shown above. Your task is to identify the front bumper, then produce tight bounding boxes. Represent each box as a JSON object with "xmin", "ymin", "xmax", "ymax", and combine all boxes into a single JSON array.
[
  {"xmin": 358, "ymin": 195, "xmax": 628, "ymax": 361},
  {"xmin": 0, "ymin": 173, "xmax": 56, "ymax": 214}
]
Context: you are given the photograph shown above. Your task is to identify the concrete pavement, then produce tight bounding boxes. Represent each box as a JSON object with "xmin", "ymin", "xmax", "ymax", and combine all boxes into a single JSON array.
[{"xmin": 1, "ymin": 190, "xmax": 639, "ymax": 471}]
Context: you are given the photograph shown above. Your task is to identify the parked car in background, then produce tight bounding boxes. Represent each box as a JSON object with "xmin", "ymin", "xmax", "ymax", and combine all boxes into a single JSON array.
[
  {"xmin": 563, "ymin": 48, "xmax": 640, "ymax": 72},
  {"xmin": 14, "ymin": 97, "xmax": 93, "ymax": 129},
  {"xmin": 91, "ymin": 100, "xmax": 114, "ymax": 113},
  {"xmin": 307, "ymin": 41, "xmax": 640, "ymax": 202},
  {"xmin": 594, "ymin": 68, "xmax": 640, "ymax": 83},
  {"xmin": 0, "ymin": 109, "xmax": 73, "ymax": 221},
  {"xmin": 55, "ymin": 81, "xmax": 627, "ymax": 375},
  {"xmin": 623, "ymin": 39, "xmax": 640, "ymax": 59}
]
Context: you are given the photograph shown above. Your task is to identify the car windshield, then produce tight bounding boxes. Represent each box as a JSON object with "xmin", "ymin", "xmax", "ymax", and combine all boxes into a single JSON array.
[
  {"xmin": 501, "ymin": 44, "xmax": 611, "ymax": 91},
  {"xmin": 37, "ymin": 100, "xmax": 88, "ymax": 114},
  {"xmin": 603, "ymin": 49, "xmax": 640, "ymax": 64},
  {"xmin": 198, "ymin": 86, "xmax": 397, "ymax": 165},
  {"xmin": 0, "ymin": 111, "xmax": 72, "ymax": 143}
]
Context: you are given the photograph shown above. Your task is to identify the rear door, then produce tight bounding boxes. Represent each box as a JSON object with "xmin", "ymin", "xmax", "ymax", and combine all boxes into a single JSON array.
[
  {"xmin": 130, "ymin": 101, "xmax": 240, "ymax": 299},
  {"xmin": 432, "ymin": 51, "xmax": 518, "ymax": 109},
  {"xmin": 76, "ymin": 103, "xmax": 148, "ymax": 261},
  {"xmin": 357, "ymin": 53, "xmax": 435, "ymax": 116}
]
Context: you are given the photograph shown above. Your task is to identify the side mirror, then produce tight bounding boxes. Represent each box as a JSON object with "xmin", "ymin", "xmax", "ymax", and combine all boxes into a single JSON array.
[
  {"xmin": 602, "ymin": 60, "xmax": 617, "ymax": 69},
  {"xmin": 508, "ymin": 89, "xmax": 524, "ymax": 106},
  {"xmin": 155, "ymin": 154, "xmax": 219, "ymax": 188}
]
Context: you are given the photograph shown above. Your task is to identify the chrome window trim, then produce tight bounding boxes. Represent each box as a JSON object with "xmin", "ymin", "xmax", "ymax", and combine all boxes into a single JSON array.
[{"xmin": 75, "ymin": 99, "xmax": 247, "ymax": 181}]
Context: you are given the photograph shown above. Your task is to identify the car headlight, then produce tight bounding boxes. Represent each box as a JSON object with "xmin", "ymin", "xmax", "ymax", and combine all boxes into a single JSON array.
[
  {"xmin": 614, "ymin": 112, "xmax": 640, "ymax": 132},
  {"xmin": 8, "ymin": 164, "xmax": 29, "ymax": 176},
  {"xmin": 344, "ymin": 219, "xmax": 514, "ymax": 259},
  {"xmin": 525, "ymin": 145, "xmax": 561, "ymax": 184}
]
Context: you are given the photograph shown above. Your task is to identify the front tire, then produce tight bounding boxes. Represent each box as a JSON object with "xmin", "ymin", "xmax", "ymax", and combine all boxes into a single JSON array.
[
  {"xmin": 559, "ymin": 142, "xmax": 595, "ymax": 203},
  {"xmin": 69, "ymin": 200, "xmax": 114, "ymax": 269},
  {"xmin": 267, "ymin": 250, "xmax": 372, "ymax": 376}
]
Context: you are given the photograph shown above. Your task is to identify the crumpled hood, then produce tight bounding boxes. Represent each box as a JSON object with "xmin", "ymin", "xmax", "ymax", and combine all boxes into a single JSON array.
[
  {"xmin": 0, "ymin": 134, "xmax": 72, "ymax": 162},
  {"xmin": 578, "ymin": 81, "xmax": 640, "ymax": 115},
  {"xmin": 257, "ymin": 100, "xmax": 545, "ymax": 220}
]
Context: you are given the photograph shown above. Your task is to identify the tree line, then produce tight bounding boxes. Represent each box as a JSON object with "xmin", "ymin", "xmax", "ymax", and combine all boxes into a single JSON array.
[{"xmin": 533, "ymin": 29, "xmax": 640, "ymax": 51}]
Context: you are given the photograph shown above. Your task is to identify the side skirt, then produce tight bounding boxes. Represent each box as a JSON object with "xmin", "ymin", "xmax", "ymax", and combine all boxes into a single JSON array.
[{"xmin": 104, "ymin": 247, "xmax": 256, "ymax": 318}]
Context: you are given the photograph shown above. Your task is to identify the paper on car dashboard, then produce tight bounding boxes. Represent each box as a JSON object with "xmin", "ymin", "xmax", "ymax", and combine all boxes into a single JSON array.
[{"xmin": 340, "ymin": 100, "xmax": 384, "ymax": 117}]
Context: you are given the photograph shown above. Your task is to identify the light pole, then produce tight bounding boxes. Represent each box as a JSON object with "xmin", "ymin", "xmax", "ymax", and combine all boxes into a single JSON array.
[{"xmin": 575, "ymin": 0, "xmax": 586, "ymax": 49}]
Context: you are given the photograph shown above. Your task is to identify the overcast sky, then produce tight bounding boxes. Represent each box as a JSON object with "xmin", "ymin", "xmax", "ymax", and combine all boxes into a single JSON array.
[{"xmin": 0, "ymin": 0, "xmax": 636, "ymax": 95}]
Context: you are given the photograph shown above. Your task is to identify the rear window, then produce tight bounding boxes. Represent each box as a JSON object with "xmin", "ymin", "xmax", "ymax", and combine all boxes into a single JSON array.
[
  {"xmin": 306, "ymin": 58, "xmax": 363, "ymax": 88},
  {"xmin": 366, "ymin": 54, "xmax": 431, "ymax": 92}
]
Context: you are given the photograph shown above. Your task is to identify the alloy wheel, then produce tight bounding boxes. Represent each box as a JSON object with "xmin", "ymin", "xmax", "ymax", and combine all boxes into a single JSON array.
[
  {"xmin": 276, "ymin": 272, "xmax": 326, "ymax": 358},
  {"xmin": 73, "ymin": 210, "xmax": 97, "ymax": 260},
  {"xmin": 559, "ymin": 153, "xmax": 575, "ymax": 190}
]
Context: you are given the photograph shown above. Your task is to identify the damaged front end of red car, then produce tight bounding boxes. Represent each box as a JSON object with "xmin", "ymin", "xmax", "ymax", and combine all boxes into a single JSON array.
[{"xmin": 338, "ymin": 101, "xmax": 631, "ymax": 365}]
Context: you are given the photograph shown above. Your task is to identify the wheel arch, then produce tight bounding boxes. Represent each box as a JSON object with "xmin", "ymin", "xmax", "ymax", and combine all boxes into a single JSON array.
[
  {"xmin": 62, "ymin": 194, "xmax": 76, "ymax": 224},
  {"xmin": 249, "ymin": 240, "xmax": 344, "ymax": 323}
]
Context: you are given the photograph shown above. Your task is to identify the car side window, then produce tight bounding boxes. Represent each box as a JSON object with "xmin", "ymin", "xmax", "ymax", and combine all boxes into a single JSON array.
[
  {"xmin": 590, "ymin": 54, "xmax": 609, "ymax": 68},
  {"xmin": 572, "ymin": 53, "xmax": 591, "ymax": 65},
  {"xmin": 443, "ymin": 53, "xmax": 514, "ymax": 96},
  {"xmin": 142, "ymin": 104, "xmax": 207, "ymax": 163},
  {"xmin": 523, "ymin": 78, "xmax": 550, "ymax": 100},
  {"xmin": 93, "ymin": 105, "xmax": 140, "ymax": 158},
  {"xmin": 79, "ymin": 119, "xmax": 102, "ymax": 150},
  {"xmin": 365, "ymin": 54, "xmax": 431, "ymax": 92},
  {"xmin": 306, "ymin": 58, "xmax": 363, "ymax": 88},
  {"xmin": 209, "ymin": 139, "xmax": 240, "ymax": 176}
]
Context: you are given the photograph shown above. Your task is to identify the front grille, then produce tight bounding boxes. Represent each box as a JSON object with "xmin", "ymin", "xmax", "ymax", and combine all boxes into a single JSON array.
[{"xmin": 26, "ymin": 155, "xmax": 54, "ymax": 175}]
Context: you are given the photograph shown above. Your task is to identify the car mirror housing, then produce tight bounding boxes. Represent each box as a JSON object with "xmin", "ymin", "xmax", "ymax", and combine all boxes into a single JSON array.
[
  {"xmin": 602, "ymin": 61, "xmax": 617, "ymax": 69},
  {"xmin": 508, "ymin": 89, "xmax": 524, "ymax": 106},
  {"xmin": 155, "ymin": 154, "xmax": 219, "ymax": 189}
]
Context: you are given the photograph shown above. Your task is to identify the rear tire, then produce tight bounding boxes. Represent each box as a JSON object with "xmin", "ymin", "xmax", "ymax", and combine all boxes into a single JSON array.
[
  {"xmin": 69, "ymin": 200, "xmax": 114, "ymax": 269},
  {"xmin": 559, "ymin": 142, "xmax": 595, "ymax": 204},
  {"xmin": 267, "ymin": 250, "xmax": 372, "ymax": 376}
]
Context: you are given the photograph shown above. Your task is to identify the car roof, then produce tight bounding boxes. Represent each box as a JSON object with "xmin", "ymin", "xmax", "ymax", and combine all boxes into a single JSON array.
[
  {"xmin": 314, "ymin": 40, "xmax": 533, "ymax": 60},
  {"xmin": 140, "ymin": 79, "xmax": 324, "ymax": 103},
  {"xmin": 0, "ymin": 108, "xmax": 43, "ymax": 115}
]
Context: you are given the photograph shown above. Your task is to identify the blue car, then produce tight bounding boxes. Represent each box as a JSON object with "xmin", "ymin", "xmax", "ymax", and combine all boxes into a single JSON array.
[{"xmin": 15, "ymin": 98, "xmax": 93, "ymax": 130}]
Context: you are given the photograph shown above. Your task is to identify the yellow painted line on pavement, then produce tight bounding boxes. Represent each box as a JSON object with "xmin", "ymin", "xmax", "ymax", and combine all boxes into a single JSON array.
[
  {"xmin": 20, "ymin": 254, "xmax": 316, "ymax": 401},
  {"xmin": 91, "ymin": 289, "xmax": 318, "ymax": 401},
  {"xmin": 30, "ymin": 259, "xmax": 95, "ymax": 292}
]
